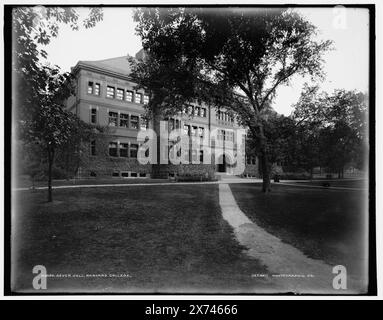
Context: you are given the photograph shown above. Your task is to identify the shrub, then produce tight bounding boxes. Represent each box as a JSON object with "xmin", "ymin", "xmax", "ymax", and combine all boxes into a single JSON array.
[
  {"xmin": 276, "ymin": 172, "xmax": 311, "ymax": 180},
  {"xmin": 176, "ymin": 174, "xmax": 215, "ymax": 182}
]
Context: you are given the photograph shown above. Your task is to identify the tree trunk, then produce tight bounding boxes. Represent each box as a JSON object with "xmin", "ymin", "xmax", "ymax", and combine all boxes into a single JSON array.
[
  {"xmin": 66, "ymin": 151, "xmax": 70, "ymax": 180},
  {"xmin": 47, "ymin": 147, "xmax": 54, "ymax": 202},
  {"xmin": 260, "ymin": 151, "xmax": 271, "ymax": 193},
  {"xmin": 257, "ymin": 124, "xmax": 271, "ymax": 193}
]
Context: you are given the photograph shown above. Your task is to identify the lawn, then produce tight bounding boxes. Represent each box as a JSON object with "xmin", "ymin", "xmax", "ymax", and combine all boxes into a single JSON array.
[
  {"xmin": 12, "ymin": 185, "xmax": 268, "ymax": 293},
  {"xmin": 14, "ymin": 175, "xmax": 171, "ymax": 188},
  {"xmin": 229, "ymin": 182, "xmax": 369, "ymax": 280},
  {"xmin": 289, "ymin": 179, "xmax": 367, "ymax": 189}
]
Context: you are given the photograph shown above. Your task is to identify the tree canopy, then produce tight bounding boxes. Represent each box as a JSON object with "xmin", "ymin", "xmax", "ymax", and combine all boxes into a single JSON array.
[
  {"xmin": 292, "ymin": 87, "xmax": 368, "ymax": 176},
  {"xmin": 130, "ymin": 7, "xmax": 333, "ymax": 191},
  {"xmin": 13, "ymin": 7, "xmax": 103, "ymax": 200}
]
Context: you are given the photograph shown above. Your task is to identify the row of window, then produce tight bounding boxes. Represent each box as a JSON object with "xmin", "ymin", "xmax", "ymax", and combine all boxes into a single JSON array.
[
  {"xmin": 217, "ymin": 129, "xmax": 235, "ymax": 141},
  {"xmin": 182, "ymin": 105, "xmax": 207, "ymax": 118},
  {"xmin": 246, "ymin": 156, "xmax": 256, "ymax": 165},
  {"xmin": 216, "ymin": 110, "xmax": 234, "ymax": 123},
  {"xmin": 166, "ymin": 118, "xmax": 181, "ymax": 131},
  {"xmin": 90, "ymin": 107, "xmax": 148, "ymax": 130},
  {"xmin": 112, "ymin": 171, "xmax": 148, "ymax": 178},
  {"xmin": 108, "ymin": 142, "xmax": 139, "ymax": 158},
  {"xmin": 183, "ymin": 124, "xmax": 205, "ymax": 138},
  {"xmin": 168, "ymin": 144, "xmax": 204, "ymax": 163},
  {"xmin": 108, "ymin": 111, "xmax": 144, "ymax": 129},
  {"xmin": 87, "ymin": 81, "xmax": 149, "ymax": 104},
  {"xmin": 90, "ymin": 140, "xmax": 140, "ymax": 158}
]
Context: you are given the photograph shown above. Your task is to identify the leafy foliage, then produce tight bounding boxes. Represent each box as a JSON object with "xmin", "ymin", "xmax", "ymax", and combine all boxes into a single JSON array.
[
  {"xmin": 292, "ymin": 87, "xmax": 368, "ymax": 174},
  {"xmin": 130, "ymin": 8, "xmax": 332, "ymax": 191},
  {"xmin": 13, "ymin": 7, "xmax": 103, "ymax": 200}
]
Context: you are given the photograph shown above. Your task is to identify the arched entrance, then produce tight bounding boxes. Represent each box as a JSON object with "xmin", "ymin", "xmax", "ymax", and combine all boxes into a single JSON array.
[{"xmin": 216, "ymin": 153, "xmax": 235, "ymax": 173}]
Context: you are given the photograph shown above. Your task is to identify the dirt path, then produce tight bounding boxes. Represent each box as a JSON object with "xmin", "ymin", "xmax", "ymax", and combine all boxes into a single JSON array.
[{"xmin": 218, "ymin": 183, "xmax": 367, "ymax": 294}]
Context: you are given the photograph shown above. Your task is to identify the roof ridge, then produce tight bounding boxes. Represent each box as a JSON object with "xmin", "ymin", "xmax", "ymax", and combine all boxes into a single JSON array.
[
  {"xmin": 76, "ymin": 56, "xmax": 134, "ymax": 76},
  {"xmin": 81, "ymin": 55, "xmax": 130, "ymax": 63}
]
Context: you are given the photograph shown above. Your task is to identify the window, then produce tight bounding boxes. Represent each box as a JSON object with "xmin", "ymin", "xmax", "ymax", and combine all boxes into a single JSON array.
[
  {"xmin": 169, "ymin": 118, "xmax": 175, "ymax": 131},
  {"xmin": 194, "ymin": 107, "xmax": 199, "ymax": 117},
  {"xmin": 218, "ymin": 130, "xmax": 224, "ymax": 140},
  {"xmin": 119, "ymin": 143, "xmax": 129, "ymax": 157},
  {"xmin": 184, "ymin": 124, "xmax": 190, "ymax": 136},
  {"xmin": 121, "ymin": 171, "xmax": 129, "ymax": 177},
  {"xmin": 87, "ymin": 81, "xmax": 94, "ymax": 94},
  {"xmin": 201, "ymin": 108, "xmax": 206, "ymax": 118},
  {"xmin": 135, "ymin": 92, "xmax": 142, "ymax": 104},
  {"xmin": 191, "ymin": 149, "xmax": 198, "ymax": 163},
  {"xmin": 109, "ymin": 142, "xmax": 118, "ymax": 157},
  {"xmin": 120, "ymin": 113, "xmax": 129, "ymax": 128},
  {"xmin": 107, "ymin": 86, "xmax": 115, "ymax": 98},
  {"xmin": 125, "ymin": 90, "xmax": 133, "ymax": 102},
  {"xmin": 112, "ymin": 171, "xmax": 120, "ymax": 177},
  {"xmin": 247, "ymin": 156, "xmax": 256, "ymax": 165},
  {"xmin": 116, "ymin": 88, "xmax": 124, "ymax": 100},
  {"xmin": 130, "ymin": 115, "xmax": 139, "ymax": 129},
  {"xmin": 144, "ymin": 94, "xmax": 149, "ymax": 104},
  {"xmin": 140, "ymin": 117, "xmax": 148, "ymax": 130},
  {"xmin": 199, "ymin": 150, "xmax": 204, "ymax": 163},
  {"xmin": 175, "ymin": 119, "xmax": 180, "ymax": 129},
  {"xmin": 108, "ymin": 111, "xmax": 118, "ymax": 126},
  {"xmin": 94, "ymin": 83, "xmax": 100, "ymax": 95},
  {"xmin": 130, "ymin": 144, "xmax": 138, "ymax": 158},
  {"xmin": 90, "ymin": 108, "xmax": 97, "ymax": 124},
  {"xmin": 191, "ymin": 126, "xmax": 198, "ymax": 136},
  {"xmin": 188, "ymin": 106, "xmax": 193, "ymax": 116},
  {"xmin": 88, "ymin": 82, "xmax": 100, "ymax": 95},
  {"xmin": 90, "ymin": 140, "xmax": 96, "ymax": 156},
  {"xmin": 198, "ymin": 127, "xmax": 204, "ymax": 137}
]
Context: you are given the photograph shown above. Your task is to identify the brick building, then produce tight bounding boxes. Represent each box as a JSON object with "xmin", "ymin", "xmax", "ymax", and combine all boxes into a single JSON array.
[{"xmin": 67, "ymin": 51, "xmax": 259, "ymax": 179}]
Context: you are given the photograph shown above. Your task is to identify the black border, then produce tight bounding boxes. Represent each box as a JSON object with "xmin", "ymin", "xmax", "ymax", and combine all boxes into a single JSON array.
[{"xmin": 3, "ymin": 3, "xmax": 377, "ymax": 297}]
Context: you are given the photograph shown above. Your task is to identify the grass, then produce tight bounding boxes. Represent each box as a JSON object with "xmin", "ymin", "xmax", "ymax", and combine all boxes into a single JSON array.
[
  {"xmin": 229, "ymin": 182, "xmax": 368, "ymax": 279},
  {"xmin": 14, "ymin": 176, "xmax": 171, "ymax": 188},
  {"xmin": 289, "ymin": 179, "xmax": 367, "ymax": 189},
  {"xmin": 12, "ymin": 185, "xmax": 268, "ymax": 293}
]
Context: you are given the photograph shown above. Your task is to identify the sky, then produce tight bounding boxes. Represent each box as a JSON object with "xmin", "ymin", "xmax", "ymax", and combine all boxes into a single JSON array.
[{"xmin": 42, "ymin": 7, "xmax": 370, "ymax": 116}]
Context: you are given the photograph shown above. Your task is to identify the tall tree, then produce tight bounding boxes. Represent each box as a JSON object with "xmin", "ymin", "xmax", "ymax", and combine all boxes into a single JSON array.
[
  {"xmin": 19, "ymin": 64, "xmax": 94, "ymax": 201},
  {"xmin": 12, "ymin": 7, "xmax": 103, "ymax": 200},
  {"xmin": 130, "ymin": 8, "xmax": 332, "ymax": 192},
  {"xmin": 293, "ymin": 87, "xmax": 368, "ymax": 177}
]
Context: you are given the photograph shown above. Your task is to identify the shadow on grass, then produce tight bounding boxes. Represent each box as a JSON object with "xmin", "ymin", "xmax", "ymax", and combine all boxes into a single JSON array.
[
  {"xmin": 12, "ymin": 185, "xmax": 269, "ymax": 293},
  {"xmin": 230, "ymin": 183, "xmax": 368, "ymax": 280}
]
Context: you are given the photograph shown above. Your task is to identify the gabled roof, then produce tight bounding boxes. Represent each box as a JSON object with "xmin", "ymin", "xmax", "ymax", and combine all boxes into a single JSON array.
[{"xmin": 74, "ymin": 56, "xmax": 133, "ymax": 78}]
